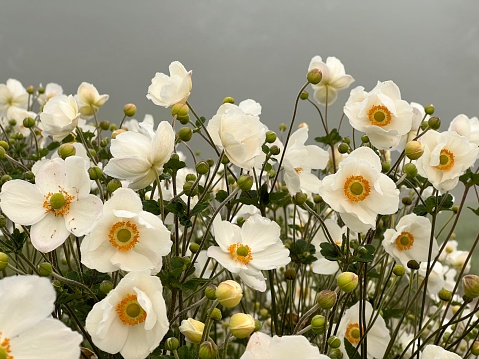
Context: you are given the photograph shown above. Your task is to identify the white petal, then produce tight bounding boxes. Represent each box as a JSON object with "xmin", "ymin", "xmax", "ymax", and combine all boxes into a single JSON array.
[
  {"xmin": 65, "ymin": 194, "xmax": 103, "ymax": 236},
  {"xmin": 0, "ymin": 180, "xmax": 45, "ymax": 225},
  {"xmin": 65, "ymin": 156, "xmax": 90, "ymax": 198},
  {"xmin": 35, "ymin": 158, "xmax": 67, "ymax": 194},
  {"xmin": 150, "ymin": 121, "xmax": 175, "ymax": 166},
  {"xmin": 30, "ymin": 214, "xmax": 71, "ymax": 252},
  {"xmin": 241, "ymin": 215, "xmax": 281, "ymax": 252},
  {"xmin": 104, "ymin": 188, "xmax": 143, "ymax": 213}
]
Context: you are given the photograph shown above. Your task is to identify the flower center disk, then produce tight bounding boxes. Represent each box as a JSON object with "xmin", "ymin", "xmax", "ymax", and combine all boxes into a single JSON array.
[
  {"xmin": 395, "ymin": 231, "xmax": 414, "ymax": 251},
  {"xmin": 0, "ymin": 334, "xmax": 12, "ymax": 359},
  {"xmin": 43, "ymin": 189, "xmax": 74, "ymax": 217},
  {"xmin": 368, "ymin": 105, "xmax": 392, "ymax": 127},
  {"xmin": 228, "ymin": 243, "xmax": 253, "ymax": 264},
  {"xmin": 109, "ymin": 221, "xmax": 140, "ymax": 251},
  {"xmin": 344, "ymin": 175, "xmax": 371, "ymax": 202},
  {"xmin": 116, "ymin": 294, "xmax": 147, "ymax": 326},
  {"xmin": 345, "ymin": 323, "xmax": 363, "ymax": 345},
  {"xmin": 435, "ymin": 149, "xmax": 454, "ymax": 171}
]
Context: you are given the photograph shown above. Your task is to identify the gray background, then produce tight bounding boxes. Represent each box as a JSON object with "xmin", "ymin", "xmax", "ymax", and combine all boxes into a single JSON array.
[{"xmin": 1, "ymin": 0, "xmax": 478, "ymax": 138}]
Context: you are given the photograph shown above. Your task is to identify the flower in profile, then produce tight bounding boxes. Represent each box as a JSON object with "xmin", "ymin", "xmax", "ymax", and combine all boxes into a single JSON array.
[
  {"xmin": 448, "ymin": 114, "xmax": 479, "ymax": 146},
  {"xmin": 337, "ymin": 301, "xmax": 390, "ymax": 359},
  {"xmin": 421, "ymin": 344, "xmax": 462, "ymax": 359},
  {"xmin": 37, "ymin": 82, "xmax": 64, "ymax": 107},
  {"xmin": 207, "ymin": 214, "xmax": 291, "ymax": 291},
  {"xmin": 1, "ymin": 106, "xmax": 37, "ymax": 137},
  {"xmin": 75, "ymin": 82, "xmax": 109, "ymax": 119},
  {"xmin": 240, "ymin": 332, "xmax": 329, "ymax": 359},
  {"xmin": 0, "ymin": 78, "xmax": 28, "ymax": 116},
  {"xmin": 382, "ymin": 213, "xmax": 439, "ymax": 266},
  {"xmin": 311, "ymin": 218, "xmax": 345, "ymax": 275},
  {"xmin": 179, "ymin": 318, "xmax": 204, "ymax": 343},
  {"xmin": 0, "ymin": 156, "xmax": 103, "ymax": 252},
  {"xmin": 344, "ymin": 81, "xmax": 413, "ymax": 149},
  {"xmin": 318, "ymin": 147, "xmax": 399, "ymax": 233},
  {"xmin": 81, "ymin": 188, "xmax": 172, "ymax": 273},
  {"xmin": 0, "ymin": 275, "xmax": 82, "ymax": 359},
  {"xmin": 85, "ymin": 270, "xmax": 169, "ymax": 359},
  {"xmin": 416, "ymin": 130, "xmax": 479, "ymax": 191},
  {"xmin": 392, "ymin": 101, "xmax": 427, "ymax": 152},
  {"xmin": 104, "ymin": 121, "xmax": 175, "ymax": 190},
  {"xmin": 283, "ymin": 127, "xmax": 329, "ymax": 195},
  {"xmin": 207, "ymin": 99, "xmax": 267, "ymax": 170},
  {"xmin": 308, "ymin": 56, "xmax": 355, "ymax": 106},
  {"xmin": 39, "ymin": 94, "xmax": 81, "ymax": 141},
  {"xmin": 147, "ymin": 61, "xmax": 192, "ymax": 107}
]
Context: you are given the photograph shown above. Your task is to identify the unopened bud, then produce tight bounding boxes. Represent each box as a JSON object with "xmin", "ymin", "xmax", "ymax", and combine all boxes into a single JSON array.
[
  {"xmin": 269, "ymin": 145, "xmax": 280, "ymax": 156},
  {"xmin": 178, "ymin": 127, "xmax": 193, "ymax": 142},
  {"xmin": 402, "ymin": 197, "xmax": 412, "ymax": 206},
  {"xmin": 393, "ymin": 264, "xmax": 406, "ymax": 277},
  {"xmin": 199, "ymin": 341, "xmax": 218, "ymax": 359},
  {"xmin": 0, "ymin": 147, "xmax": 5, "ymax": 160},
  {"xmin": 237, "ymin": 175, "xmax": 254, "ymax": 191},
  {"xmin": 57, "ymin": 143, "xmax": 76, "ymax": 159},
  {"xmin": 471, "ymin": 341, "xmax": 479, "ymax": 355},
  {"xmin": 183, "ymin": 181, "xmax": 198, "ymax": 196},
  {"xmin": 424, "ymin": 104, "xmax": 435, "ymax": 115},
  {"xmin": 279, "ymin": 123, "xmax": 287, "ymax": 132},
  {"xmin": 223, "ymin": 97, "xmax": 235, "ymax": 104},
  {"xmin": 216, "ymin": 280, "xmax": 243, "ymax": 308},
  {"xmin": 88, "ymin": 166, "xmax": 103, "ymax": 180},
  {"xmin": 317, "ymin": 289, "xmax": 337, "ymax": 310},
  {"xmin": 407, "ymin": 260, "xmax": 420, "ymax": 270},
  {"xmin": 23, "ymin": 117, "xmax": 35, "ymax": 128},
  {"xmin": 284, "ymin": 268, "xmax": 296, "ymax": 280},
  {"xmin": 204, "ymin": 285, "xmax": 217, "ymax": 300},
  {"xmin": 405, "ymin": 141, "xmax": 424, "ymax": 160},
  {"xmin": 189, "ymin": 242, "xmax": 200, "ymax": 253},
  {"xmin": 438, "ymin": 288, "xmax": 452, "ymax": 302},
  {"xmin": 361, "ymin": 134, "xmax": 369, "ymax": 143},
  {"xmin": 307, "ymin": 68, "xmax": 323, "ymax": 85},
  {"xmin": 112, "ymin": 129, "xmax": 126, "ymax": 138},
  {"xmin": 38, "ymin": 262, "xmax": 53, "ymax": 277},
  {"xmin": 0, "ymin": 252, "xmax": 8, "ymax": 270},
  {"xmin": 196, "ymin": 161, "xmax": 210, "ymax": 175},
  {"xmin": 329, "ymin": 348, "xmax": 344, "ymax": 359},
  {"xmin": 428, "ymin": 116, "xmax": 441, "ymax": 130},
  {"xmin": 404, "ymin": 163, "xmax": 418, "ymax": 178},
  {"xmin": 328, "ymin": 336, "xmax": 341, "ymax": 349},
  {"xmin": 210, "ymin": 308, "xmax": 222, "ymax": 321},
  {"xmin": 311, "ymin": 315, "xmax": 326, "ymax": 334},
  {"xmin": 294, "ymin": 192, "xmax": 308, "ymax": 205},
  {"xmin": 0, "ymin": 141, "xmax": 8, "ymax": 150},
  {"xmin": 107, "ymin": 179, "xmax": 122, "ymax": 193},
  {"xmin": 0, "ymin": 215, "xmax": 6, "ymax": 228},
  {"xmin": 123, "ymin": 103, "xmax": 137, "ymax": 117},
  {"xmin": 171, "ymin": 103, "xmax": 190, "ymax": 123},
  {"xmin": 229, "ymin": 313, "xmax": 255, "ymax": 339},
  {"xmin": 337, "ymin": 272, "xmax": 358, "ymax": 293},
  {"xmin": 463, "ymin": 274, "xmax": 479, "ymax": 299},
  {"xmin": 99, "ymin": 280, "xmax": 114, "ymax": 295},
  {"xmin": 164, "ymin": 337, "xmax": 179, "ymax": 351},
  {"xmin": 26, "ymin": 85, "xmax": 35, "ymax": 95},
  {"xmin": 300, "ymin": 90, "xmax": 309, "ymax": 100},
  {"xmin": 179, "ymin": 318, "xmax": 205, "ymax": 343},
  {"xmin": 338, "ymin": 143, "xmax": 349, "ymax": 154},
  {"xmin": 265, "ymin": 131, "xmax": 277, "ymax": 143}
]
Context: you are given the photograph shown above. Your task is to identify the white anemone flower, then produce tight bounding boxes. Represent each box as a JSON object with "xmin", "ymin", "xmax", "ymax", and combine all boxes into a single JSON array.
[
  {"xmin": 421, "ymin": 344, "xmax": 462, "ymax": 359},
  {"xmin": 318, "ymin": 147, "xmax": 399, "ymax": 233},
  {"xmin": 85, "ymin": 270, "xmax": 169, "ymax": 359},
  {"xmin": 103, "ymin": 120, "xmax": 175, "ymax": 190},
  {"xmin": 39, "ymin": 94, "xmax": 81, "ymax": 141},
  {"xmin": 37, "ymin": 82, "xmax": 64, "ymax": 107},
  {"xmin": 308, "ymin": 56, "xmax": 355, "ymax": 106},
  {"xmin": 0, "ymin": 275, "xmax": 82, "ymax": 359},
  {"xmin": 418, "ymin": 261, "xmax": 446, "ymax": 295},
  {"xmin": 311, "ymin": 218, "xmax": 345, "ymax": 275},
  {"xmin": 392, "ymin": 101, "xmax": 427, "ymax": 152},
  {"xmin": 344, "ymin": 81, "xmax": 414, "ymax": 150},
  {"xmin": 207, "ymin": 99, "xmax": 267, "ymax": 170},
  {"xmin": 81, "ymin": 188, "xmax": 172, "ymax": 273},
  {"xmin": 337, "ymin": 301, "xmax": 390, "ymax": 359},
  {"xmin": 240, "ymin": 332, "xmax": 329, "ymax": 359},
  {"xmin": 0, "ymin": 156, "xmax": 103, "ymax": 252},
  {"xmin": 283, "ymin": 127, "xmax": 329, "ymax": 195},
  {"xmin": 207, "ymin": 214, "xmax": 291, "ymax": 291},
  {"xmin": 147, "ymin": 61, "xmax": 192, "ymax": 107},
  {"xmin": 75, "ymin": 82, "xmax": 109, "ymax": 119},
  {"xmin": 382, "ymin": 213, "xmax": 439, "ymax": 266},
  {"xmin": 0, "ymin": 78, "xmax": 28, "ymax": 116},
  {"xmin": 448, "ymin": 114, "xmax": 479, "ymax": 146},
  {"xmin": 416, "ymin": 130, "xmax": 479, "ymax": 191},
  {"xmin": 2, "ymin": 106, "xmax": 37, "ymax": 137}
]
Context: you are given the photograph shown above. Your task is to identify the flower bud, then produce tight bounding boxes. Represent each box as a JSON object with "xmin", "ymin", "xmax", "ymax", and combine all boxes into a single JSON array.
[
  {"xmin": 424, "ymin": 104, "xmax": 434, "ymax": 115},
  {"xmin": 328, "ymin": 336, "xmax": 341, "ymax": 349},
  {"xmin": 471, "ymin": 341, "xmax": 479, "ymax": 355},
  {"xmin": 204, "ymin": 285, "xmax": 217, "ymax": 300},
  {"xmin": 229, "ymin": 313, "xmax": 255, "ymax": 339},
  {"xmin": 311, "ymin": 314, "xmax": 326, "ymax": 334},
  {"xmin": 279, "ymin": 123, "xmax": 287, "ymax": 132},
  {"xmin": 405, "ymin": 141, "xmax": 424, "ymax": 160},
  {"xmin": 57, "ymin": 143, "xmax": 76, "ymax": 159},
  {"xmin": 428, "ymin": 116, "xmax": 441, "ymax": 130},
  {"xmin": 407, "ymin": 260, "xmax": 420, "ymax": 270},
  {"xmin": 338, "ymin": 143, "xmax": 349, "ymax": 154},
  {"xmin": 210, "ymin": 308, "xmax": 222, "ymax": 321},
  {"xmin": 293, "ymin": 192, "xmax": 308, "ymax": 205},
  {"xmin": 109, "ymin": 124, "xmax": 117, "ymax": 131},
  {"xmin": 223, "ymin": 96, "xmax": 235, "ymax": 104},
  {"xmin": 307, "ymin": 69, "xmax": 323, "ymax": 85},
  {"xmin": 1, "ymin": 175, "xmax": 12, "ymax": 184},
  {"xmin": 284, "ymin": 268, "xmax": 296, "ymax": 280},
  {"xmin": 298, "ymin": 122, "xmax": 308, "ymax": 129},
  {"xmin": 381, "ymin": 161, "xmax": 391, "ymax": 173},
  {"xmin": 254, "ymin": 319, "xmax": 262, "ymax": 332},
  {"xmin": 99, "ymin": 280, "xmax": 114, "ymax": 295},
  {"xmin": 216, "ymin": 280, "xmax": 243, "ymax": 308},
  {"xmin": 179, "ymin": 318, "xmax": 205, "ymax": 343},
  {"xmin": 404, "ymin": 163, "xmax": 418, "ymax": 178},
  {"xmin": 183, "ymin": 181, "xmax": 198, "ymax": 197},
  {"xmin": 0, "ymin": 141, "xmax": 9, "ymax": 150},
  {"xmin": 88, "ymin": 166, "xmax": 103, "ymax": 180},
  {"xmin": 313, "ymin": 195, "xmax": 323, "ymax": 203},
  {"xmin": 26, "ymin": 85, "xmax": 35, "ymax": 95},
  {"xmin": 402, "ymin": 197, "xmax": 412, "ymax": 206},
  {"xmin": 185, "ymin": 173, "xmax": 197, "ymax": 182},
  {"xmin": 107, "ymin": 179, "xmax": 122, "ymax": 193},
  {"xmin": 0, "ymin": 147, "xmax": 5, "ymax": 160},
  {"xmin": 38, "ymin": 262, "xmax": 53, "ymax": 277},
  {"xmin": 0, "ymin": 215, "xmax": 6, "ymax": 228},
  {"xmin": 99, "ymin": 120, "xmax": 110, "ymax": 131},
  {"xmin": 196, "ymin": 161, "xmax": 210, "ymax": 175},
  {"xmin": 164, "ymin": 337, "xmax": 179, "ymax": 351},
  {"xmin": 300, "ymin": 90, "xmax": 309, "ymax": 100},
  {"xmin": 189, "ymin": 242, "xmax": 200, "ymax": 253},
  {"xmin": 337, "ymin": 272, "xmax": 358, "ymax": 293},
  {"xmin": 463, "ymin": 274, "xmax": 479, "ymax": 299},
  {"xmin": 199, "ymin": 341, "xmax": 218, "ymax": 359},
  {"xmin": 237, "ymin": 175, "xmax": 254, "ymax": 191},
  {"xmin": 452, "ymin": 205, "xmax": 459, "ymax": 214},
  {"xmin": 37, "ymin": 86, "xmax": 45, "ymax": 94},
  {"xmin": 317, "ymin": 289, "xmax": 337, "ymax": 310},
  {"xmin": 361, "ymin": 135, "xmax": 369, "ymax": 143},
  {"xmin": 265, "ymin": 131, "xmax": 277, "ymax": 143},
  {"xmin": 393, "ymin": 264, "xmax": 406, "ymax": 277},
  {"xmin": 123, "ymin": 103, "xmax": 137, "ymax": 117},
  {"xmin": 269, "ymin": 145, "xmax": 280, "ymax": 156},
  {"xmin": 178, "ymin": 127, "xmax": 193, "ymax": 142},
  {"xmin": 23, "ymin": 117, "xmax": 35, "ymax": 128},
  {"xmin": 329, "ymin": 348, "xmax": 344, "ymax": 359},
  {"xmin": 438, "ymin": 288, "xmax": 452, "ymax": 302},
  {"xmin": 0, "ymin": 252, "xmax": 8, "ymax": 270}
]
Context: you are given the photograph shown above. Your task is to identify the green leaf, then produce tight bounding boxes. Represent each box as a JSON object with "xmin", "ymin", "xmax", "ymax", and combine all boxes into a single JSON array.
[
  {"xmin": 320, "ymin": 242, "xmax": 341, "ymax": 261},
  {"xmin": 290, "ymin": 240, "xmax": 316, "ymax": 265},
  {"xmin": 177, "ymin": 345, "xmax": 196, "ymax": 359},
  {"xmin": 460, "ymin": 169, "xmax": 479, "ymax": 187},
  {"xmin": 163, "ymin": 157, "xmax": 186, "ymax": 172},
  {"xmin": 215, "ymin": 190, "xmax": 228, "ymax": 203},
  {"xmin": 344, "ymin": 338, "xmax": 361, "ymax": 359},
  {"xmin": 314, "ymin": 128, "xmax": 342, "ymax": 146},
  {"xmin": 165, "ymin": 198, "xmax": 192, "ymax": 227},
  {"xmin": 143, "ymin": 200, "xmax": 161, "ymax": 215},
  {"xmin": 190, "ymin": 200, "xmax": 210, "ymax": 216},
  {"xmin": 468, "ymin": 206, "xmax": 479, "ymax": 216}
]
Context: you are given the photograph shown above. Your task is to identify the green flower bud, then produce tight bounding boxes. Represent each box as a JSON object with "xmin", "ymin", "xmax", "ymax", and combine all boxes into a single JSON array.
[
  {"xmin": 0, "ymin": 252, "xmax": 8, "ymax": 270},
  {"xmin": 407, "ymin": 260, "xmax": 420, "ymax": 270},
  {"xmin": 164, "ymin": 337, "xmax": 180, "ymax": 351},
  {"xmin": 361, "ymin": 134, "xmax": 369, "ymax": 143},
  {"xmin": 229, "ymin": 313, "xmax": 255, "ymax": 339},
  {"xmin": 171, "ymin": 102, "xmax": 189, "ymax": 118},
  {"xmin": 405, "ymin": 141, "xmax": 424, "ymax": 160},
  {"xmin": 471, "ymin": 341, "xmax": 479, "ymax": 355},
  {"xmin": 221, "ymin": 155, "xmax": 230, "ymax": 164},
  {"xmin": 0, "ymin": 147, "xmax": 5, "ymax": 160},
  {"xmin": 26, "ymin": 85, "xmax": 35, "ymax": 95},
  {"xmin": 428, "ymin": 116, "xmax": 441, "ymax": 130},
  {"xmin": 205, "ymin": 285, "xmax": 217, "ymax": 300},
  {"xmin": 337, "ymin": 272, "xmax": 358, "ymax": 293},
  {"xmin": 0, "ymin": 215, "xmax": 7, "ymax": 228},
  {"xmin": 328, "ymin": 336, "xmax": 341, "ymax": 349},
  {"xmin": 313, "ymin": 195, "xmax": 323, "ymax": 203},
  {"xmin": 100, "ymin": 137, "xmax": 110, "ymax": 147},
  {"xmin": 57, "ymin": 143, "xmax": 76, "ymax": 159},
  {"xmin": 185, "ymin": 173, "xmax": 197, "ymax": 182},
  {"xmin": 265, "ymin": 131, "xmax": 277, "ymax": 143},
  {"xmin": 198, "ymin": 341, "xmax": 218, "ymax": 359},
  {"xmin": 424, "ymin": 104, "xmax": 435, "ymax": 115},
  {"xmin": 88, "ymin": 166, "xmax": 103, "ymax": 180},
  {"xmin": 284, "ymin": 268, "xmax": 296, "ymax": 280},
  {"xmin": 123, "ymin": 103, "xmax": 137, "ymax": 117},
  {"xmin": 178, "ymin": 127, "xmax": 193, "ymax": 142},
  {"xmin": 1, "ymin": 175, "xmax": 12, "ymax": 184},
  {"xmin": 402, "ymin": 197, "xmax": 412, "ymax": 206},
  {"xmin": 223, "ymin": 96, "xmax": 235, "ymax": 104},
  {"xmin": 338, "ymin": 143, "xmax": 349, "ymax": 154},
  {"xmin": 206, "ymin": 158, "xmax": 215, "ymax": 167},
  {"xmin": 23, "ymin": 117, "xmax": 36, "ymax": 128},
  {"xmin": 269, "ymin": 145, "xmax": 280, "ymax": 156},
  {"xmin": 99, "ymin": 280, "xmax": 114, "ymax": 295},
  {"xmin": 268, "ymin": 169, "xmax": 276, "ymax": 178},
  {"xmin": 216, "ymin": 280, "xmax": 243, "ymax": 308},
  {"xmin": 8, "ymin": 119, "xmax": 16, "ymax": 127},
  {"xmin": 463, "ymin": 274, "xmax": 479, "ymax": 299},
  {"xmin": 107, "ymin": 179, "xmax": 122, "ymax": 193},
  {"xmin": 109, "ymin": 123, "xmax": 117, "ymax": 131},
  {"xmin": 307, "ymin": 68, "xmax": 323, "ymax": 84},
  {"xmin": 404, "ymin": 163, "xmax": 418, "ymax": 178},
  {"xmin": 438, "ymin": 288, "xmax": 452, "ymax": 302},
  {"xmin": 393, "ymin": 264, "xmax": 406, "ymax": 276},
  {"xmin": 279, "ymin": 123, "xmax": 287, "ymax": 132},
  {"xmin": 237, "ymin": 175, "xmax": 254, "ymax": 191},
  {"xmin": 38, "ymin": 262, "xmax": 53, "ymax": 277},
  {"xmin": 189, "ymin": 242, "xmax": 200, "ymax": 253},
  {"xmin": 37, "ymin": 86, "xmax": 45, "ymax": 94},
  {"xmin": 452, "ymin": 205, "xmax": 459, "ymax": 214},
  {"xmin": 381, "ymin": 161, "xmax": 391, "ymax": 173},
  {"xmin": 210, "ymin": 308, "xmax": 222, "ymax": 321},
  {"xmin": 329, "ymin": 348, "xmax": 344, "ymax": 359},
  {"xmin": 317, "ymin": 289, "xmax": 337, "ymax": 310},
  {"xmin": 300, "ymin": 90, "xmax": 309, "ymax": 100},
  {"xmin": 0, "ymin": 141, "xmax": 9, "ymax": 150},
  {"xmin": 10, "ymin": 132, "xmax": 23, "ymax": 140},
  {"xmin": 99, "ymin": 120, "xmax": 110, "ymax": 131},
  {"xmin": 254, "ymin": 319, "xmax": 262, "ymax": 332},
  {"xmin": 311, "ymin": 315, "xmax": 326, "ymax": 334},
  {"xmin": 183, "ymin": 181, "xmax": 198, "ymax": 196},
  {"xmin": 293, "ymin": 192, "xmax": 308, "ymax": 205},
  {"xmin": 196, "ymin": 161, "xmax": 210, "ymax": 175}
]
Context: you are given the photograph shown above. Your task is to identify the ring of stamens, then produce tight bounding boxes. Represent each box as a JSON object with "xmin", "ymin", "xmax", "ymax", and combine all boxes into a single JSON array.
[
  {"xmin": 108, "ymin": 221, "xmax": 140, "ymax": 251},
  {"xmin": 43, "ymin": 188, "xmax": 74, "ymax": 217},
  {"xmin": 228, "ymin": 243, "xmax": 253, "ymax": 264},
  {"xmin": 345, "ymin": 322, "xmax": 363, "ymax": 345},
  {"xmin": 368, "ymin": 105, "xmax": 392, "ymax": 127},
  {"xmin": 116, "ymin": 294, "xmax": 147, "ymax": 326},
  {"xmin": 435, "ymin": 149, "xmax": 454, "ymax": 171},
  {"xmin": 344, "ymin": 175, "xmax": 371, "ymax": 202},
  {"xmin": 395, "ymin": 231, "xmax": 414, "ymax": 251}
]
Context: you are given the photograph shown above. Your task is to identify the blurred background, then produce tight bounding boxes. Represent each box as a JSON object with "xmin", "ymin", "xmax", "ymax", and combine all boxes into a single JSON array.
[{"xmin": 1, "ymin": 0, "xmax": 478, "ymax": 256}]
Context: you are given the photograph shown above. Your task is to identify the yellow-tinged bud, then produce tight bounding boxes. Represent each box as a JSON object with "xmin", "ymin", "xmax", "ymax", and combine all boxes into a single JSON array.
[
  {"xmin": 424, "ymin": 104, "xmax": 435, "ymax": 115},
  {"xmin": 223, "ymin": 96, "xmax": 235, "ymax": 104},
  {"xmin": 0, "ymin": 147, "xmax": 5, "ymax": 160},
  {"xmin": 0, "ymin": 141, "xmax": 8, "ymax": 150},
  {"xmin": 313, "ymin": 195, "xmax": 323, "ymax": 203},
  {"xmin": 38, "ymin": 262, "xmax": 53, "ymax": 277},
  {"xmin": 210, "ymin": 308, "xmax": 222, "ymax": 321},
  {"xmin": 172, "ymin": 102, "xmax": 189, "ymax": 118},
  {"xmin": 216, "ymin": 280, "xmax": 243, "ymax": 308},
  {"xmin": 328, "ymin": 336, "xmax": 341, "ymax": 349},
  {"xmin": 279, "ymin": 123, "xmax": 287, "ymax": 132},
  {"xmin": 189, "ymin": 242, "xmax": 200, "ymax": 253},
  {"xmin": 393, "ymin": 265, "xmax": 406, "ymax": 277},
  {"xmin": 404, "ymin": 163, "xmax": 418, "ymax": 178},
  {"xmin": 237, "ymin": 175, "xmax": 254, "ymax": 191},
  {"xmin": 199, "ymin": 341, "xmax": 218, "ymax": 359},
  {"xmin": 204, "ymin": 285, "xmax": 217, "ymax": 300},
  {"xmin": 26, "ymin": 85, "xmax": 35, "ymax": 95},
  {"xmin": 471, "ymin": 341, "xmax": 479, "ymax": 355},
  {"xmin": 123, "ymin": 103, "xmax": 137, "ymax": 117},
  {"xmin": 317, "ymin": 289, "xmax": 337, "ymax": 310},
  {"xmin": 311, "ymin": 314, "xmax": 326, "ymax": 334},
  {"xmin": 428, "ymin": 116, "xmax": 441, "ymax": 130},
  {"xmin": 109, "ymin": 124, "xmax": 117, "ymax": 131},
  {"xmin": 1, "ymin": 175, "xmax": 12, "ymax": 184},
  {"xmin": 438, "ymin": 288, "xmax": 452, "ymax": 302},
  {"xmin": 23, "ymin": 117, "xmax": 35, "ymax": 128},
  {"xmin": 229, "ymin": 313, "xmax": 255, "ymax": 339},
  {"xmin": 463, "ymin": 274, "xmax": 479, "ymax": 299},
  {"xmin": 405, "ymin": 141, "xmax": 424, "ymax": 160},
  {"xmin": 57, "ymin": 143, "xmax": 76, "ymax": 159},
  {"xmin": 337, "ymin": 272, "xmax": 358, "ymax": 293},
  {"xmin": 307, "ymin": 68, "xmax": 323, "ymax": 85},
  {"xmin": 112, "ymin": 129, "xmax": 127, "ymax": 139},
  {"xmin": 0, "ymin": 252, "xmax": 8, "ymax": 270},
  {"xmin": 165, "ymin": 337, "xmax": 179, "ymax": 351},
  {"xmin": 179, "ymin": 318, "xmax": 205, "ymax": 343},
  {"xmin": 300, "ymin": 90, "xmax": 309, "ymax": 100},
  {"xmin": 178, "ymin": 127, "xmax": 193, "ymax": 142},
  {"xmin": 99, "ymin": 280, "xmax": 114, "ymax": 295},
  {"xmin": 452, "ymin": 205, "xmax": 459, "ymax": 214}
]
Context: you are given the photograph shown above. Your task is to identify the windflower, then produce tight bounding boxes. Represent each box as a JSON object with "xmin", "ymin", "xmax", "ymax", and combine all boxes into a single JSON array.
[
  {"xmin": 85, "ymin": 270, "xmax": 169, "ymax": 359},
  {"xmin": 39, "ymin": 94, "xmax": 81, "ymax": 141},
  {"xmin": 308, "ymin": 56, "xmax": 355, "ymax": 106},
  {"xmin": 206, "ymin": 99, "xmax": 267, "ymax": 170},
  {"xmin": 448, "ymin": 114, "xmax": 479, "ymax": 146},
  {"xmin": 75, "ymin": 82, "xmax": 109, "ymax": 118},
  {"xmin": 37, "ymin": 82, "xmax": 64, "ymax": 107},
  {"xmin": 104, "ymin": 120, "xmax": 175, "ymax": 190},
  {"xmin": 344, "ymin": 81, "xmax": 413, "ymax": 150},
  {"xmin": 392, "ymin": 101, "xmax": 427, "ymax": 152},
  {"xmin": 0, "ymin": 78, "xmax": 28, "ymax": 116},
  {"xmin": 0, "ymin": 156, "xmax": 103, "ymax": 252},
  {"xmin": 147, "ymin": 61, "xmax": 192, "ymax": 107},
  {"xmin": 80, "ymin": 188, "xmax": 172, "ymax": 273},
  {"xmin": 421, "ymin": 344, "xmax": 462, "ymax": 359},
  {"xmin": 0, "ymin": 275, "xmax": 82, "ymax": 359},
  {"xmin": 318, "ymin": 147, "xmax": 399, "ymax": 233},
  {"xmin": 207, "ymin": 214, "xmax": 291, "ymax": 291},
  {"xmin": 1, "ymin": 106, "xmax": 37, "ymax": 137}
]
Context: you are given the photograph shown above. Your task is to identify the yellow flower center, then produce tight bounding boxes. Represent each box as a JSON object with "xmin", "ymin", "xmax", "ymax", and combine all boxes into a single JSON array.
[
  {"xmin": 395, "ymin": 231, "xmax": 414, "ymax": 251},
  {"xmin": 368, "ymin": 105, "xmax": 392, "ymax": 127},
  {"xmin": 345, "ymin": 323, "xmax": 363, "ymax": 345},
  {"xmin": 108, "ymin": 221, "xmax": 140, "ymax": 251},
  {"xmin": 228, "ymin": 243, "xmax": 253, "ymax": 264},
  {"xmin": 344, "ymin": 175, "xmax": 371, "ymax": 202},
  {"xmin": 43, "ymin": 189, "xmax": 74, "ymax": 217},
  {"xmin": 435, "ymin": 149, "xmax": 454, "ymax": 171},
  {"xmin": 0, "ymin": 333, "xmax": 12, "ymax": 359},
  {"xmin": 116, "ymin": 294, "xmax": 147, "ymax": 326}
]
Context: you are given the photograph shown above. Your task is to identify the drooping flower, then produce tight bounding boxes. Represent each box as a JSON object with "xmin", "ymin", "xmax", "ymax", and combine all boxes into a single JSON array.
[
  {"xmin": 283, "ymin": 127, "xmax": 329, "ymax": 195},
  {"xmin": 344, "ymin": 81, "xmax": 414, "ymax": 150},
  {"xmin": 308, "ymin": 56, "xmax": 355, "ymax": 106},
  {"xmin": 74, "ymin": 82, "xmax": 109, "ymax": 119},
  {"xmin": 240, "ymin": 332, "xmax": 330, "ymax": 359},
  {"xmin": 448, "ymin": 114, "xmax": 479, "ymax": 146},
  {"xmin": 311, "ymin": 218, "xmax": 345, "ymax": 275},
  {"xmin": 207, "ymin": 214, "xmax": 291, "ymax": 291},
  {"xmin": 85, "ymin": 270, "xmax": 169, "ymax": 359},
  {"xmin": 382, "ymin": 213, "xmax": 439, "ymax": 266},
  {"xmin": 206, "ymin": 99, "xmax": 267, "ymax": 170},
  {"xmin": 416, "ymin": 130, "xmax": 479, "ymax": 191},
  {"xmin": 147, "ymin": 61, "xmax": 192, "ymax": 107},
  {"xmin": 0, "ymin": 275, "xmax": 83, "ymax": 359},
  {"xmin": 337, "ymin": 301, "xmax": 390, "ymax": 359},
  {"xmin": 0, "ymin": 156, "xmax": 103, "ymax": 252},
  {"xmin": 104, "ymin": 120, "xmax": 175, "ymax": 190},
  {"xmin": 0, "ymin": 78, "xmax": 28, "ymax": 116},
  {"xmin": 421, "ymin": 344, "xmax": 462, "ymax": 359},
  {"xmin": 39, "ymin": 94, "xmax": 81, "ymax": 141},
  {"xmin": 318, "ymin": 147, "xmax": 399, "ymax": 233}
]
